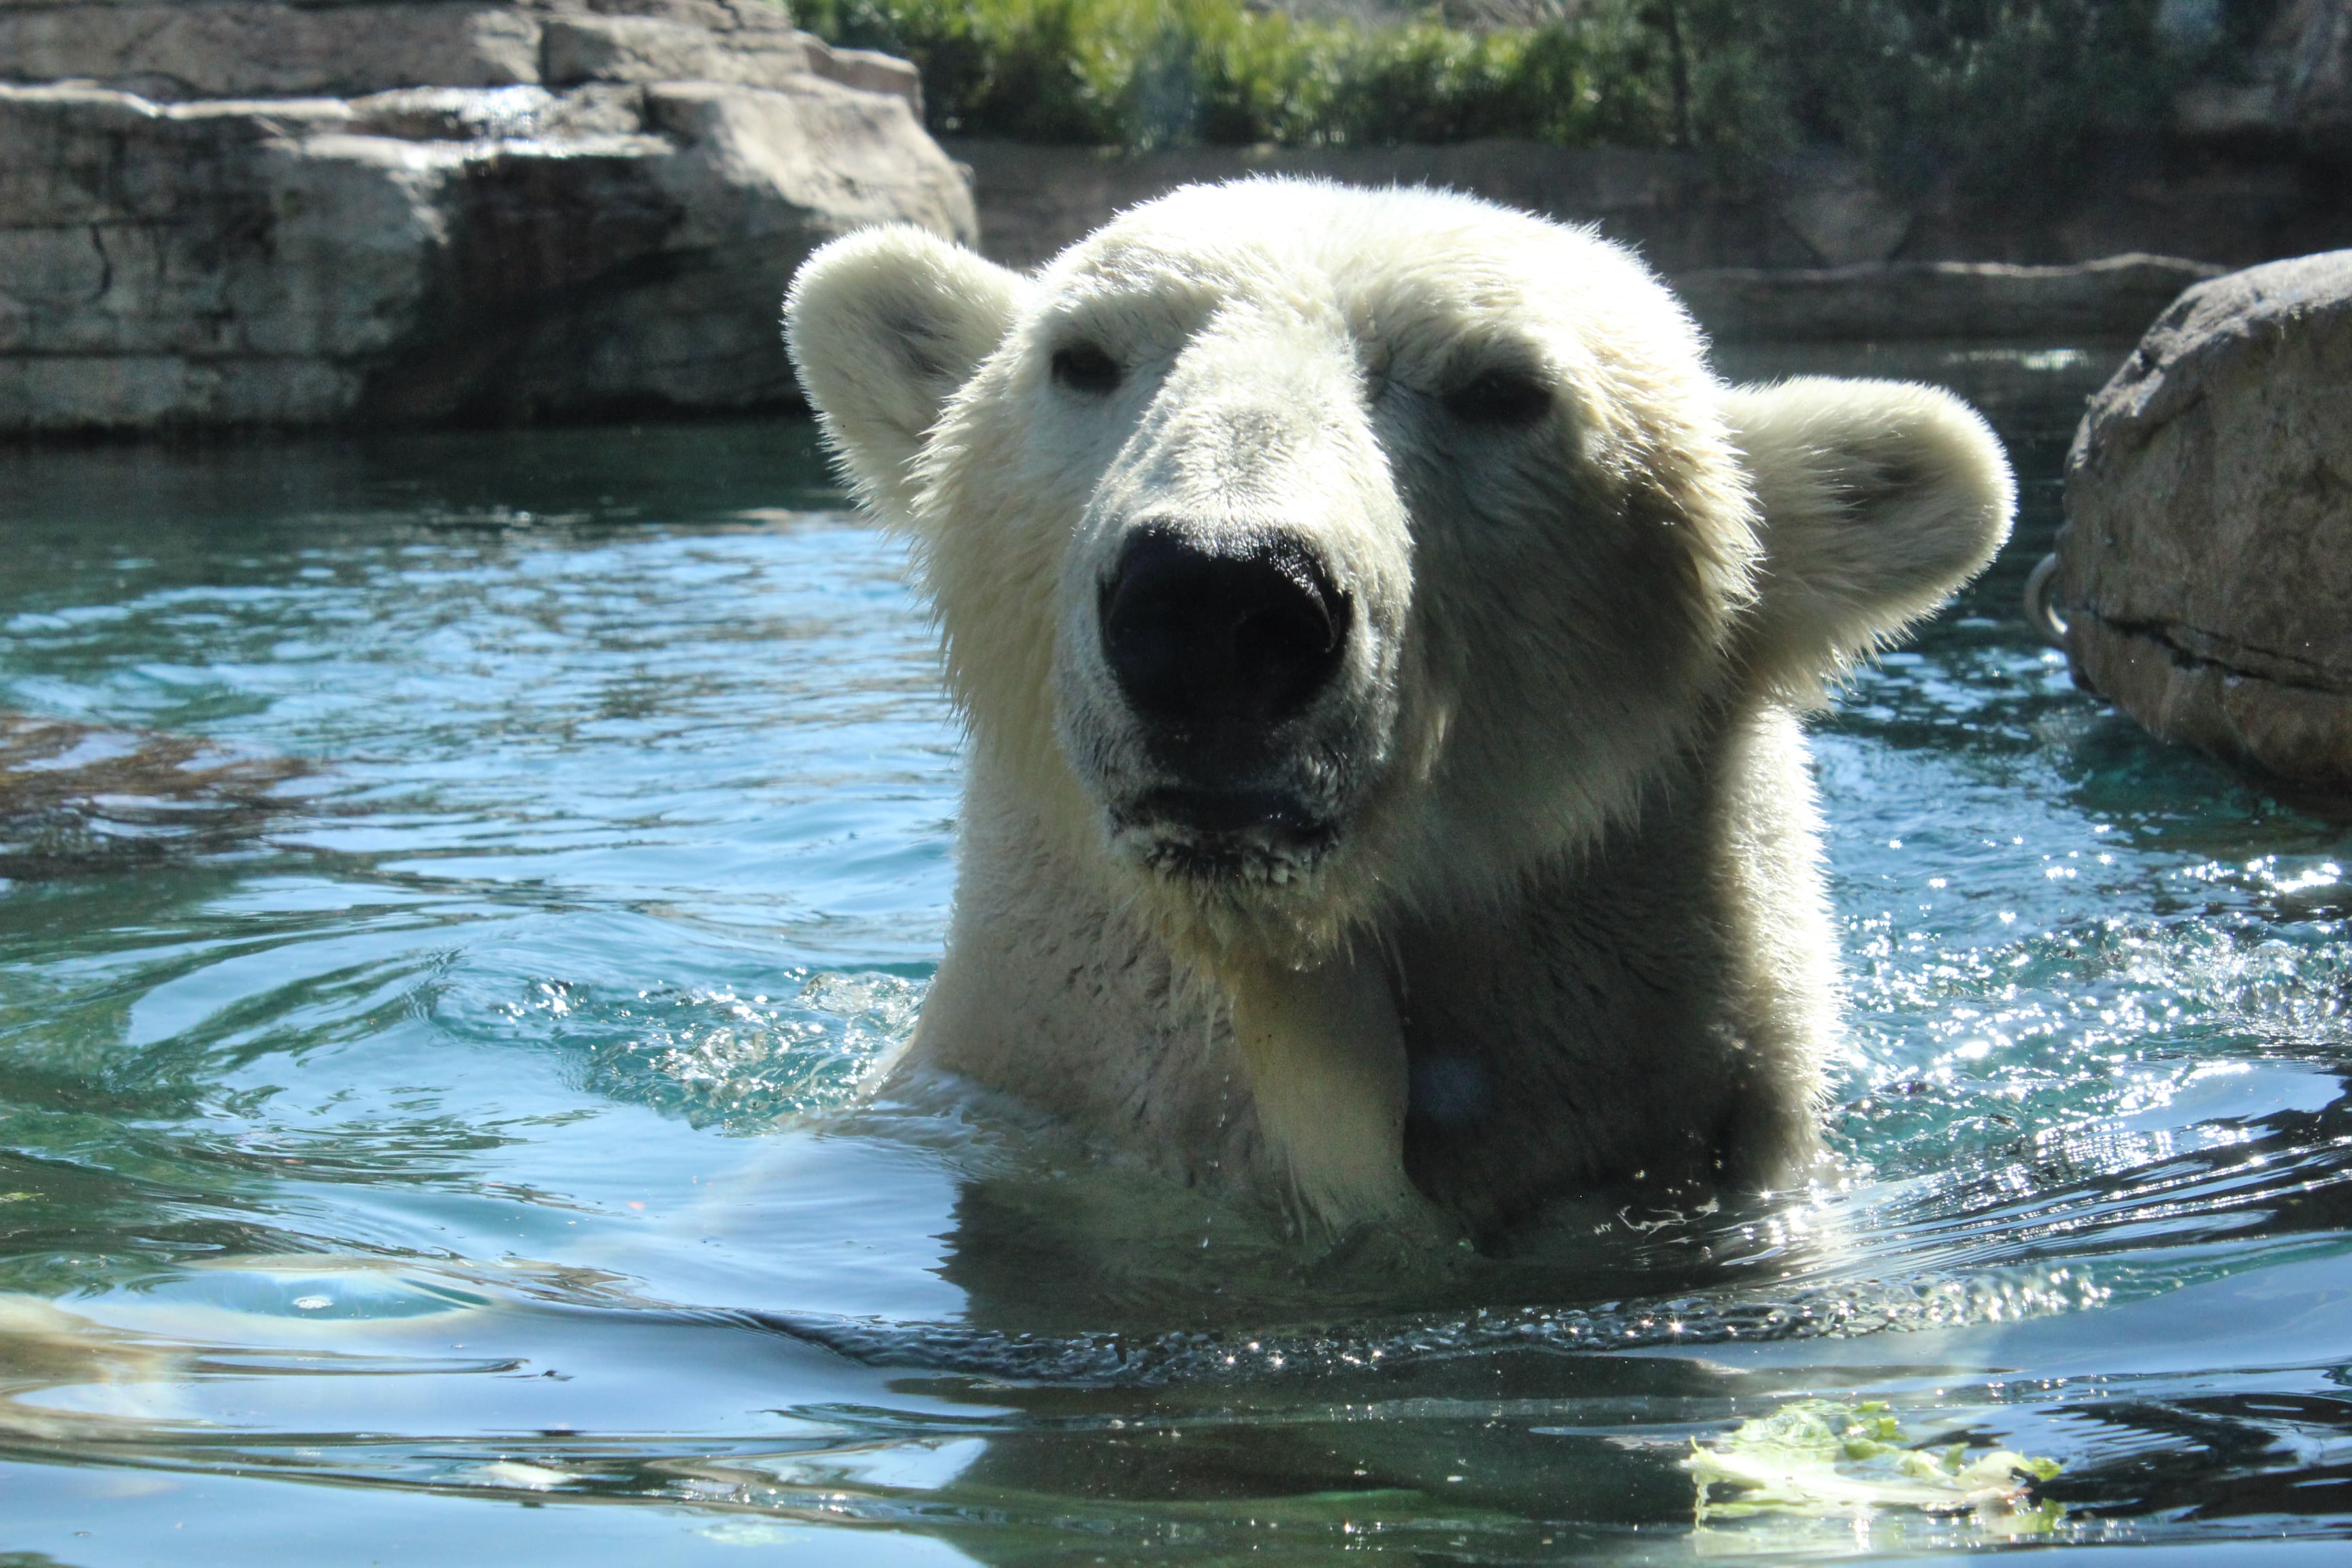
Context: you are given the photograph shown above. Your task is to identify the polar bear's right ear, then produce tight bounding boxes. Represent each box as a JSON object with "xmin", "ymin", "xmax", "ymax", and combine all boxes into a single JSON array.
[
  {"xmin": 1727, "ymin": 377, "xmax": 2014, "ymax": 703},
  {"xmin": 785, "ymin": 226, "xmax": 1029, "ymax": 519}
]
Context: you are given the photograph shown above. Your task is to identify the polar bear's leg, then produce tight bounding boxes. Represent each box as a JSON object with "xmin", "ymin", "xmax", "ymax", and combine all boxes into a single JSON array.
[
  {"xmin": 1705, "ymin": 707, "xmax": 1837, "ymax": 1188},
  {"xmin": 1223, "ymin": 947, "xmax": 1447, "ymax": 1239}
]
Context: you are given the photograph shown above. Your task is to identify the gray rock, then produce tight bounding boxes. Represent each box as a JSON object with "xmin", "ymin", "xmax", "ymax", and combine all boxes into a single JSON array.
[
  {"xmin": 0, "ymin": 3, "xmax": 545, "ymax": 99},
  {"xmin": 540, "ymin": 12, "xmax": 806, "ymax": 90},
  {"xmin": 797, "ymin": 33, "xmax": 919, "ymax": 116},
  {"xmin": 2057, "ymin": 249, "xmax": 2352, "ymax": 788},
  {"xmin": 0, "ymin": 3, "xmax": 975, "ymax": 429}
]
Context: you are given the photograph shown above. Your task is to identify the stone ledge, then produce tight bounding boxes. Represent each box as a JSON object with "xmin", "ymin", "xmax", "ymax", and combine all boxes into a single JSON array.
[
  {"xmin": 796, "ymin": 33, "xmax": 919, "ymax": 117},
  {"xmin": 0, "ymin": 3, "xmax": 544, "ymax": 99},
  {"xmin": 541, "ymin": 12, "xmax": 804, "ymax": 90},
  {"xmin": 1676, "ymin": 256, "xmax": 2228, "ymax": 344},
  {"xmin": 0, "ymin": 3, "xmax": 918, "ymax": 112},
  {"xmin": 0, "ymin": 350, "xmax": 367, "ymax": 428}
]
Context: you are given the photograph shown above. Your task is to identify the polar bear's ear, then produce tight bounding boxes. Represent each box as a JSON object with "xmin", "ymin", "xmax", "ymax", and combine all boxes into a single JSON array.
[
  {"xmin": 785, "ymin": 226, "xmax": 1029, "ymax": 519},
  {"xmin": 1727, "ymin": 378, "xmax": 2014, "ymax": 701}
]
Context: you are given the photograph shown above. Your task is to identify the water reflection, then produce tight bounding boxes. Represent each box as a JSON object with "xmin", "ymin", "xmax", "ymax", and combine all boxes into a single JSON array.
[{"xmin": 0, "ymin": 368, "xmax": 2347, "ymax": 1561}]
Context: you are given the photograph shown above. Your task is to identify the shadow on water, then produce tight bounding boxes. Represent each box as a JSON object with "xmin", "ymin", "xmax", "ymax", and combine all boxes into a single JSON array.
[{"xmin": 0, "ymin": 354, "xmax": 2347, "ymax": 1563}]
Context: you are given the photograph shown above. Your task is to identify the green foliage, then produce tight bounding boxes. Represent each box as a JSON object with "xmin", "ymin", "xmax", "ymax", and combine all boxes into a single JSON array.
[
  {"xmin": 1678, "ymin": 0, "xmax": 2197, "ymax": 201},
  {"xmin": 796, "ymin": 0, "xmax": 2232, "ymax": 201},
  {"xmin": 793, "ymin": 0, "xmax": 1685, "ymax": 148}
]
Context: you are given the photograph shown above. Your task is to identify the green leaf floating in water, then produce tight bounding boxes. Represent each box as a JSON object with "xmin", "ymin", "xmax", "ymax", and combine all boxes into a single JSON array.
[{"xmin": 1685, "ymin": 1400, "xmax": 2063, "ymax": 1530}]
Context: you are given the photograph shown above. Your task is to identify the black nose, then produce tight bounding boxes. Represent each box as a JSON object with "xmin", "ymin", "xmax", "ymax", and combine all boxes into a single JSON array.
[{"xmin": 1100, "ymin": 525, "xmax": 1350, "ymax": 730}]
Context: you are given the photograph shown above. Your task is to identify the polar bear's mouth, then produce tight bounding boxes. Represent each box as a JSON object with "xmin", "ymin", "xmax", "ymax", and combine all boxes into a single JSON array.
[{"xmin": 1113, "ymin": 786, "xmax": 1337, "ymax": 886}]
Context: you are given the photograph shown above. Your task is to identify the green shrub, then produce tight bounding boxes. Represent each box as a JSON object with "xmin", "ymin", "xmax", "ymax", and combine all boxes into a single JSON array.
[
  {"xmin": 1678, "ymin": 0, "xmax": 2196, "ymax": 203},
  {"xmin": 794, "ymin": 0, "xmax": 1686, "ymax": 148},
  {"xmin": 796, "ymin": 0, "xmax": 2233, "ymax": 203}
]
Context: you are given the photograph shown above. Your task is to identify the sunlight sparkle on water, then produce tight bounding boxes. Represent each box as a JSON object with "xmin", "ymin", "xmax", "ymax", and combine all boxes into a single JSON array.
[{"xmin": 0, "ymin": 379, "xmax": 2347, "ymax": 1561}]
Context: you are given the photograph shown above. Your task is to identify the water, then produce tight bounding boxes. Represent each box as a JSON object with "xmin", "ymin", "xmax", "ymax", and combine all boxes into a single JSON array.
[{"xmin": 1, "ymin": 345, "xmax": 2347, "ymax": 1565}]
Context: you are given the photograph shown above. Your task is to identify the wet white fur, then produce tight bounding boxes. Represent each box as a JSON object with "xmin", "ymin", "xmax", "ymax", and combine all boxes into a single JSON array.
[{"xmin": 786, "ymin": 181, "xmax": 2013, "ymax": 1238}]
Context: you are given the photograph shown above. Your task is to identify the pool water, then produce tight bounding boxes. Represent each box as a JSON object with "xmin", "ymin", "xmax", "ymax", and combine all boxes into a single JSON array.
[{"xmin": 1, "ymin": 345, "xmax": 2348, "ymax": 1565}]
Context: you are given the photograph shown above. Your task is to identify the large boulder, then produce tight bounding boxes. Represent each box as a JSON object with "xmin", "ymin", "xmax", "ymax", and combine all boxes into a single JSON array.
[
  {"xmin": 0, "ymin": 1, "xmax": 969, "ymax": 430},
  {"xmin": 2056, "ymin": 250, "xmax": 2352, "ymax": 788}
]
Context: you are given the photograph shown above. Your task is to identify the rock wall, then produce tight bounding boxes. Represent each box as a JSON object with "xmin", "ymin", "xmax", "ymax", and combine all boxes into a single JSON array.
[
  {"xmin": 7, "ymin": 2, "xmax": 2342, "ymax": 431},
  {"xmin": 951, "ymin": 140, "xmax": 1771, "ymax": 275},
  {"xmin": 0, "ymin": 1, "xmax": 970, "ymax": 431},
  {"xmin": 949, "ymin": 137, "xmax": 2349, "ymax": 343}
]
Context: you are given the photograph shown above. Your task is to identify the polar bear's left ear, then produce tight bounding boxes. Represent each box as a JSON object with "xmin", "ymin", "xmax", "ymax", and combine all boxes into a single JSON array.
[
  {"xmin": 1728, "ymin": 377, "xmax": 2015, "ymax": 701},
  {"xmin": 785, "ymin": 226, "xmax": 1030, "ymax": 520}
]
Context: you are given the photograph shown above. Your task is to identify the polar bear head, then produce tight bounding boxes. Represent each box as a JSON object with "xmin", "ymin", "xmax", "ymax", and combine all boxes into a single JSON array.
[{"xmin": 787, "ymin": 181, "xmax": 2010, "ymax": 962}]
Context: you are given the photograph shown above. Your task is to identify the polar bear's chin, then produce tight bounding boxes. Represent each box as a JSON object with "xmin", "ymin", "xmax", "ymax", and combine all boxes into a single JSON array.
[
  {"xmin": 1133, "ymin": 834, "xmax": 1327, "ymax": 890},
  {"xmin": 1109, "ymin": 794, "xmax": 1337, "ymax": 893}
]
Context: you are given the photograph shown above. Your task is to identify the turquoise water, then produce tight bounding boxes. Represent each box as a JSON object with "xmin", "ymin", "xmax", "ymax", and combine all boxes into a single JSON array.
[{"xmin": 1, "ymin": 346, "xmax": 2348, "ymax": 1565}]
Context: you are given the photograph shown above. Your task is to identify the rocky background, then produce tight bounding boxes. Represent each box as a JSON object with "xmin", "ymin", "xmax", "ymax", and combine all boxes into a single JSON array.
[
  {"xmin": 0, "ymin": 0, "xmax": 973, "ymax": 431},
  {"xmin": 1, "ymin": 1, "xmax": 2346, "ymax": 434}
]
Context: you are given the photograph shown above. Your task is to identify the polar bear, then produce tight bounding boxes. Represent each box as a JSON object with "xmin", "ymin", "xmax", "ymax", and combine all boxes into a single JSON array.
[{"xmin": 785, "ymin": 180, "xmax": 2012, "ymax": 1241}]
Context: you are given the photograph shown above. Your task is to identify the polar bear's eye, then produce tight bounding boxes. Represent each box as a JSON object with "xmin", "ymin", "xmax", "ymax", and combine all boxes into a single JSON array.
[
  {"xmin": 1443, "ymin": 368, "xmax": 1551, "ymax": 427},
  {"xmin": 1051, "ymin": 343, "xmax": 1123, "ymax": 395}
]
